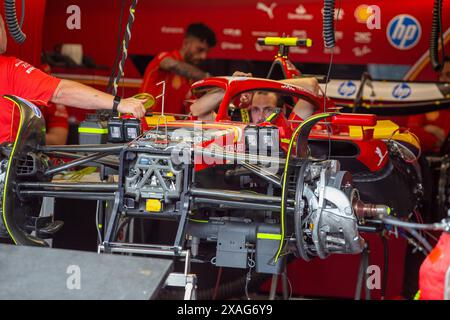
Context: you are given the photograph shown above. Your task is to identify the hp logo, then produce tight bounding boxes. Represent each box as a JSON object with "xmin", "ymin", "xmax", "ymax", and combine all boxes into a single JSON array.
[
  {"xmin": 337, "ymin": 81, "xmax": 357, "ymax": 97},
  {"xmin": 387, "ymin": 14, "xmax": 421, "ymax": 50},
  {"xmin": 392, "ymin": 83, "xmax": 411, "ymax": 99}
]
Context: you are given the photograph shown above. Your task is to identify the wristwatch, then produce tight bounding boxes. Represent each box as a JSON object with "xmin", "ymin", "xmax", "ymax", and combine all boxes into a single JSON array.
[{"xmin": 112, "ymin": 95, "xmax": 121, "ymax": 114}]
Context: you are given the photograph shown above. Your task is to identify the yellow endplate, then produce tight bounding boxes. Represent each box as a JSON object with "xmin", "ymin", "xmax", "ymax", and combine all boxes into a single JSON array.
[
  {"xmin": 349, "ymin": 120, "xmax": 420, "ymax": 149},
  {"xmin": 145, "ymin": 115, "xmax": 176, "ymax": 125},
  {"xmin": 146, "ymin": 199, "xmax": 162, "ymax": 212}
]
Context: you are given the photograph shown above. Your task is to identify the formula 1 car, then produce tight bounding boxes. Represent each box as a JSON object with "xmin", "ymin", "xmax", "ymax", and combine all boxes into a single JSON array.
[{"xmin": 0, "ymin": 71, "xmax": 428, "ymax": 276}]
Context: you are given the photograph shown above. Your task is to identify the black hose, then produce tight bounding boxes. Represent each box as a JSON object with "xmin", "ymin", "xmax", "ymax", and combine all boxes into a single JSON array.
[
  {"xmin": 430, "ymin": 0, "xmax": 445, "ymax": 72},
  {"xmin": 4, "ymin": 0, "xmax": 26, "ymax": 44},
  {"xmin": 107, "ymin": 0, "xmax": 127, "ymax": 94},
  {"xmin": 323, "ymin": 0, "xmax": 335, "ymax": 48}
]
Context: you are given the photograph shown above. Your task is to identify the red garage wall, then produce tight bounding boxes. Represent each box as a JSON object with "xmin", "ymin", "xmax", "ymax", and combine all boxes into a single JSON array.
[
  {"xmin": 2, "ymin": 0, "xmax": 47, "ymax": 66},
  {"xmin": 42, "ymin": 0, "xmax": 449, "ymax": 70}
]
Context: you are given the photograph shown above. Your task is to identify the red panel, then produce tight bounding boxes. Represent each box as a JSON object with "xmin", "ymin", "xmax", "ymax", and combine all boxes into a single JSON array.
[
  {"xmin": 332, "ymin": 114, "xmax": 377, "ymax": 126},
  {"xmin": 42, "ymin": 0, "xmax": 450, "ymax": 68},
  {"xmin": 2, "ymin": 0, "xmax": 46, "ymax": 66}
]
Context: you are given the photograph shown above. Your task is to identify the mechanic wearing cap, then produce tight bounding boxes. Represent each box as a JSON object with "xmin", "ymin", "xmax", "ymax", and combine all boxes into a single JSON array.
[
  {"xmin": 190, "ymin": 72, "xmax": 320, "ymax": 123},
  {"xmin": 140, "ymin": 23, "xmax": 216, "ymax": 115},
  {"xmin": 0, "ymin": 14, "xmax": 146, "ymax": 144}
]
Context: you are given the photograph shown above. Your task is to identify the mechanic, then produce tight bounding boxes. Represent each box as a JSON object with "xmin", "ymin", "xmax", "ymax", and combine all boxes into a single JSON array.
[
  {"xmin": 407, "ymin": 57, "xmax": 450, "ymax": 153},
  {"xmin": 38, "ymin": 64, "xmax": 69, "ymax": 145},
  {"xmin": 0, "ymin": 14, "xmax": 146, "ymax": 144},
  {"xmin": 190, "ymin": 72, "xmax": 320, "ymax": 123},
  {"xmin": 140, "ymin": 23, "xmax": 216, "ymax": 115}
]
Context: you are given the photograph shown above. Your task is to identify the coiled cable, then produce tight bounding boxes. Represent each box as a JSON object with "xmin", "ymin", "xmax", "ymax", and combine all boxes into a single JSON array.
[
  {"xmin": 323, "ymin": 0, "xmax": 335, "ymax": 48},
  {"xmin": 4, "ymin": 0, "xmax": 26, "ymax": 44},
  {"xmin": 430, "ymin": 0, "xmax": 445, "ymax": 72}
]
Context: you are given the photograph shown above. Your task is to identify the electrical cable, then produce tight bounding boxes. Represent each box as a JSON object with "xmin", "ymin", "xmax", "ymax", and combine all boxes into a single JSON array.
[
  {"xmin": 107, "ymin": 0, "xmax": 127, "ymax": 94},
  {"xmin": 4, "ymin": 0, "xmax": 26, "ymax": 44},
  {"xmin": 112, "ymin": 0, "xmax": 139, "ymax": 97},
  {"xmin": 430, "ymin": 0, "xmax": 445, "ymax": 72}
]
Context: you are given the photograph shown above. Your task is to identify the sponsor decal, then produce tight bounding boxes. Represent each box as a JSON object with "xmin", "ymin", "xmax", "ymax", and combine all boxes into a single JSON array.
[
  {"xmin": 161, "ymin": 26, "xmax": 184, "ymax": 34},
  {"xmin": 291, "ymin": 30, "xmax": 307, "ymax": 38},
  {"xmin": 288, "ymin": 4, "xmax": 313, "ymax": 20},
  {"xmin": 354, "ymin": 31, "xmax": 372, "ymax": 44},
  {"xmin": 392, "ymin": 82, "xmax": 412, "ymax": 99},
  {"xmin": 324, "ymin": 46, "xmax": 341, "ymax": 54},
  {"xmin": 221, "ymin": 42, "xmax": 244, "ymax": 50},
  {"xmin": 353, "ymin": 46, "xmax": 372, "ymax": 57},
  {"xmin": 223, "ymin": 28, "xmax": 242, "ymax": 37},
  {"xmin": 375, "ymin": 147, "xmax": 388, "ymax": 166},
  {"xmin": 338, "ymin": 81, "xmax": 357, "ymax": 97},
  {"xmin": 256, "ymin": 2, "xmax": 277, "ymax": 19},
  {"xmin": 387, "ymin": 14, "xmax": 421, "ymax": 50},
  {"xmin": 354, "ymin": 4, "xmax": 381, "ymax": 29},
  {"xmin": 251, "ymin": 31, "xmax": 279, "ymax": 37},
  {"xmin": 20, "ymin": 98, "xmax": 42, "ymax": 118}
]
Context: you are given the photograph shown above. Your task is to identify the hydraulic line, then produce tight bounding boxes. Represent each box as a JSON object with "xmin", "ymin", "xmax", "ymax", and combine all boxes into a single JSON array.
[
  {"xmin": 4, "ymin": 0, "xmax": 26, "ymax": 44},
  {"xmin": 322, "ymin": 0, "xmax": 335, "ymax": 48},
  {"xmin": 430, "ymin": 0, "xmax": 445, "ymax": 72},
  {"xmin": 112, "ymin": 0, "xmax": 139, "ymax": 97}
]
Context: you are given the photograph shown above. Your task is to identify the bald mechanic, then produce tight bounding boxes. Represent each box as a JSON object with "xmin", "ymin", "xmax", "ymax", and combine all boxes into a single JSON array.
[{"xmin": 0, "ymin": 15, "xmax": 146, "ymax": 144}]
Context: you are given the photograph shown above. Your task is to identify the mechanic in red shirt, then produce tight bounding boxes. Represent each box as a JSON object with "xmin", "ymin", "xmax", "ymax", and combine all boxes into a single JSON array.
[
  {"xmin": 38, "ymin": 64, "xmax": 69, "ymax": 145},
  {"xmin": 0, "ymin": 14, "xmax": 146, "ymax": 144},
  {"xmin": 407, "ymin": 57, "xmax": 450, "ymax": 153},
  {"xmin": 140, "ymin": 23, "xmax": 216, "ymax": 115},
  {"xmin": 39, "ymin": 102, "xmax": 69, "ymax": 145}
]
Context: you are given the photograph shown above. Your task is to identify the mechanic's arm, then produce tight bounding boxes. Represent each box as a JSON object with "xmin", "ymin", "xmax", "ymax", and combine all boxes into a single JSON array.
[
  {"xmin": 160, "ymin": 57, "xmax": 209, "ymax": 81},
  {"xmin": 51, "ymin": 80, "xmax": 146, "ymax": 118},
  {"xmin": 190, "ymin": 89, "xmax": 225, "ymax": 120},
  {"xmin": 282, "ymin": 77, "xmax": 320, "ymax": 120},
  {"xmin": 46, "ymin": 127, "xmax": 68, "ymax": 145},
  {"xmin": 281, "ymin": 77, "xmax": 320, "ymax": 94}
]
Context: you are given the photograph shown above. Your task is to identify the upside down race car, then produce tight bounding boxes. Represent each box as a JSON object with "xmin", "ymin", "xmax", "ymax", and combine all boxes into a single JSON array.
[{"xmin": 0, "ymin": 73, "xmax": 428, "ymax": 280}]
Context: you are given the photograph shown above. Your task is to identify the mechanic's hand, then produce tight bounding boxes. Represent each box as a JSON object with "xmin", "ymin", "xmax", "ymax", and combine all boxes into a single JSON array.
[
  {"xmin": 424, "ymin": 124, "xmax": 446, "ymax": 145},
  {"xmin": 239, "ymin": 92, "xmax": 253, "ymax": 107},
  {"xmin": 232, "ymin": 71, "xmax": 253, "ymax": 77},
  {"xmin": 117, "ymin": 97, "xmax": 147, "ymax": 118}
]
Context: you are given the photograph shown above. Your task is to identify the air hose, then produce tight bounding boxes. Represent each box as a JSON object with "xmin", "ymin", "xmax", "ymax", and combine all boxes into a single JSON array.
[
  {"xmin": 430, "ymin": 0, "xmax": 445, "ymax": 72},
  {"xmin": 112, "ymin": 0, "xmax": 138, "ymax": 96},
  {"xmin": 4, "ymin": 0, "xmax": 26, "ymax": 44},
  {"xmin": 323, "ymin": 0, "xmax": 335, "ymax": 48}
]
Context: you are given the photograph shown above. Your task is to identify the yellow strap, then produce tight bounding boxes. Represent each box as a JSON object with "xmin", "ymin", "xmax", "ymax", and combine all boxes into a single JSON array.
[
  {"xmin": 240, "ymin": 108, "xmax": 250, "ymax": 123},
  {"xmin": 78, "ymin": 127, "xmax": 108, "ymax": 134},
  {"xmin": 257, "ymin": 233, "xmax": 282, "ymax": 240}
]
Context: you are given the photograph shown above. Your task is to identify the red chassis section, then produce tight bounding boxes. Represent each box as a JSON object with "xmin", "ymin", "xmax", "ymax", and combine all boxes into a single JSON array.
[{"xmin": 190, "ymin": 77, "xmax": 387, "ymax": 173}]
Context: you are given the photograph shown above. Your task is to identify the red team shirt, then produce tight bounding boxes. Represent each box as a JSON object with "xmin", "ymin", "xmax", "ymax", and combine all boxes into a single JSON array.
[
  {"xmin": 140, "ymin": 50, "xmax": 192, "ymax": 115},
  {"xmin": 407, "ymin": 110, "xmax": 450, "ymax": 152},
  {"xmin": 39, "ymin": 102, "xmax": 69, "ymax": 131},
  {"xmin": 0, "ymin": 56, "xmax": 61, "ymax": 143}
]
